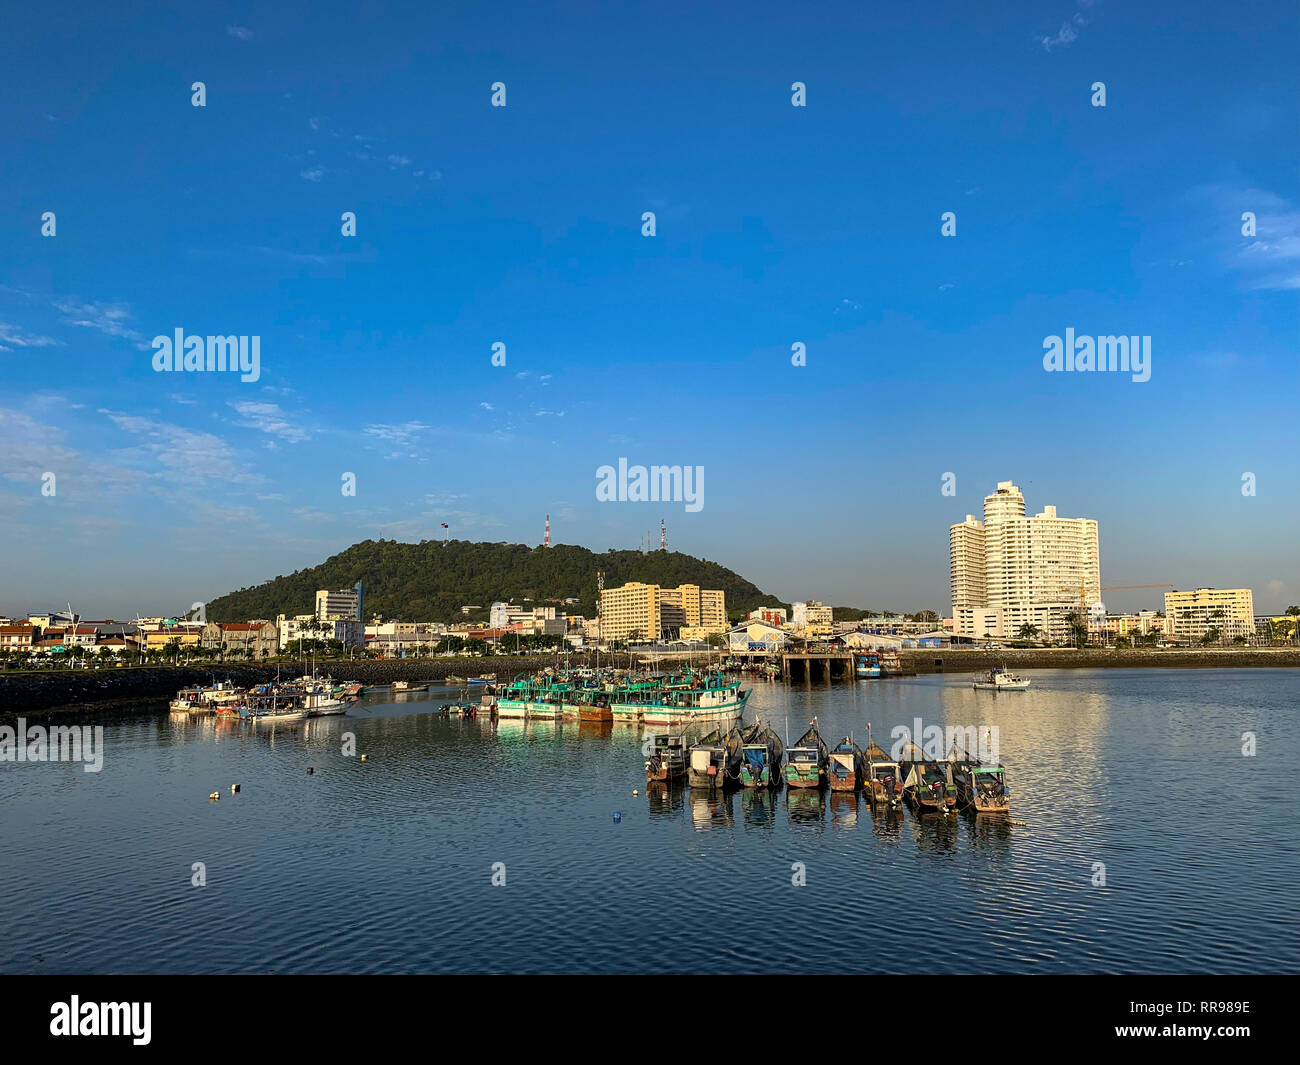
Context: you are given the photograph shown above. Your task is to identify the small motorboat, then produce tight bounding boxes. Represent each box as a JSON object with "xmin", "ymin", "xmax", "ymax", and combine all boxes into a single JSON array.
[{"xmin": 973, "ymin": 666, "xmax": 1030, "ymax": 691}]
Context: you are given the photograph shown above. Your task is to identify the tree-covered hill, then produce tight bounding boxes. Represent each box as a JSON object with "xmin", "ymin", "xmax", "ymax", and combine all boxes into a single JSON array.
[{"xmin": 204, "ymin": 539, "xmax": 786, "ymax": 623}]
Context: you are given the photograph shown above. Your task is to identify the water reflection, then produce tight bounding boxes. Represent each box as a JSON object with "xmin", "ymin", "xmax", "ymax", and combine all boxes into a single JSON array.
[
  {"xmin": 740, "ymin": 789, "xmax": 777, "ymax": 830},
  {"xmin": 690, "ymin": 791, "xmax": 734, "ymax": 832},
  {"xmin": 786, "ymin": 789, "xmax": 826, "ymax": 829},
  {"xmin": 828, "ymin": 791, "xmax": 859, "ymax": 828}
]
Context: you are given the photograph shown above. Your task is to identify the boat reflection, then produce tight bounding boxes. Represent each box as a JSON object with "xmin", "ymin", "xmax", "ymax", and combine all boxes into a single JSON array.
[
  {"xmin": 828, "ymin": 791, "xmax": 859, "ymax": 828},
  {"xmin": 786, "ymin": 788, "xmax": 826, "ymax": 828},
  {"xmin": 644, "ymin": 781, "xmax": 686, "ymax": 820},
  {"xmin": 740, "ymin": 788, "xmax": 777, "ymax": 830},
  {"xmin": 690, "ymin": 791, "xmax": 734, "ymax": 832}
]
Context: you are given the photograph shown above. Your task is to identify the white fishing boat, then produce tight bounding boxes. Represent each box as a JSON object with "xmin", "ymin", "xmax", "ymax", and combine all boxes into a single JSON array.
[{"xmin": 973, "ymin": 666, "xmax": 1031, "ymax": 691}]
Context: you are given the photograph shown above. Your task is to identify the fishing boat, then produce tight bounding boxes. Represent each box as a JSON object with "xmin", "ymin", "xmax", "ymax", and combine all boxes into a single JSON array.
[
  {"xmin": 237, "ymin": 686, "xmax": 308, "ymax": 724},
  {"xmin": 972, "ymin": 667, "xmax": 1030, "ymax": 691},
  {"xmin": 878, "ymin": 649, "xmax": 910, "ymax": 677},
  {"xmin": 494, "ymin": 676, "xmax": 570, "ymax": 719},
  {"xmin": 302, "ymin": 689, "xmax": 349, "ymax": 716},
  {"xmin": 854, "ymin": 652, "xmax": 881, "ymax": 679},
  {"xmin": 784, "ymin": 722, "xmax": 828, "ymax": 789},
  {"xmin": 645, "ymin": 734, "xmax": 687, "ymax": 783},
  {"xmin": 687, "ymin": 727, "xmax": 744, "ymax": 790},
  {"xmin": 168, "ymin": 681, "xmax": 244, "ymax": 715},
  {"xmin": 393, "ymin": 680, "xmax": 429, "ymax": 693},
  {"xmin": 862, "ymin": 742, "xmax": 903, "ymax": 807},
  {"xmin": 827, "ymin": 737, "xmax": 866, "ymax": 791},
  {"xmin": 898, "ymin": 742, "xmax": 956, "ymax": 812},
  {"xmin": 637, "ymin": 674, "xmax": 751, "ymax": 726},
  {"xmin": 951, "ymin": 748, "xmax": 1010, "ymax": 814},
  {"xmin": 740, "ymin": 724, "xmax": 784, "ymax": 788}
]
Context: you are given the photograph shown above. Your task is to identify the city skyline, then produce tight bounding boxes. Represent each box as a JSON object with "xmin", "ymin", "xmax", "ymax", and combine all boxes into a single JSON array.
[{"xmin": 2, "ymin": 0, "xmax": 1297, "ymax": 618}]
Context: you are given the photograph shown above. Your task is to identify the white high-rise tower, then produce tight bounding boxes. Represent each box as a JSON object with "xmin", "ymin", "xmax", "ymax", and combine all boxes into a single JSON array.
[{"xmin": 950, "ymin": 481, "xmax": 1100, "ymax": 642}]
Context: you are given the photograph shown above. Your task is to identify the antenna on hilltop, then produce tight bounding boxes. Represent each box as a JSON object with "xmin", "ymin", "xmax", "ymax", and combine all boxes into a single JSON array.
[
  {"xmin": 544, "ymin": 513, "xmax": 551, "ymax": 548},
  {"xmin": 660, "ymin": 518, "xmax": 666, "ymax": 552}
]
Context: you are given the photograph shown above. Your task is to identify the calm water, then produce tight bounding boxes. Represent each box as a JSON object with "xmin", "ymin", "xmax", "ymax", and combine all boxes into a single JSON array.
[{"xmin": 1, "ymin": 668, "xmax": 1295, "ymax": 974}]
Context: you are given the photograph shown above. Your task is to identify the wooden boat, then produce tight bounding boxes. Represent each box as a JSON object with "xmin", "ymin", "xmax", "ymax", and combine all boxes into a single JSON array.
[
  {"xmin": 862, "ymin": 742, "xmax": 903, "ymax": 807},
  {"xmin": 645, "ymin": 734, "xmax": 687, "ymax": 783},
  {"xmin": 784, "ymin": 722, "xmax": 828, "ymax": 789},
  {"xmin": 687, "ymin": 727, "xmax": 744, "ymax": 790},
  {"xmin": 827, "ymin": 737, "xmax": 865, "ymax": 791},
  {"xmin": 740, "ymin": 724, "xmax": 784, "ymax": 788},
  {"xmin": 972, "ymin": 666, "xmax": 1030, "ymax": 691},
  {"xmin": 951, "ymin": 747, "xmax": 1010, "ymax": 814},
  {"xmin": 898, "ymin": 742, "xmax": 956, "ymax": 812}
]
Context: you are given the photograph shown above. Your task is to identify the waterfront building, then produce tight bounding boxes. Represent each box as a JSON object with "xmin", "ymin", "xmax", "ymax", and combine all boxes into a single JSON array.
[
  {"xmin": 316, "ymin": 585, "xmax": 363, "ymax": 623},
  {"xmin": 599, "ymin": 582, "xmax": 726, "ymax": 642},
  {"xmin": 726, "ymin": 620, "xmax": 792, "ymax": 652},
  {"xmin": 1165, "ymin": 588, "xmax": 1256, "ymax": 642},
  {"xmin": 143, "ymin": 624, "xmax": 204, "ymax": 651},
  {"xmin": 791, "ymin": 601, "xmax": 833, "ymax": 635},
  {"xmin": 748, "ymin": 606, "xmax": 788, "ymax": 626},
  {"xmin": 490, "ymin": 602, "xmax": 560, "ymax": 629},
  {"xmin": 0, "ymin": 624, "xmax": 37, "ymax": 652},
  {"xmin": 950, "ymin": 481, "xmax": 1101, "ymax": 642},
  {"xmin": 201, "ymin": 621, "xmax": 279, "ymax": 658},
  {"xmin": 280, "ymin": 614, "xmax": 365, "ymax": 649}
]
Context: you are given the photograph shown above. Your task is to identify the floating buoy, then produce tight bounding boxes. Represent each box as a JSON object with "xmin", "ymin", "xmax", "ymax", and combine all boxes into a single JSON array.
[
  {"xmin": 307, "ymin": 767, "xmax": 314, "ymax": 775},
  {"xmin": 360, "ymin": 754, "xmax": 368, "ymax": 762},
  {"xmin": 613, "ymin": 812, "xmax": 622, "ymax": 822},
  {"xmin": 632, "ymin": 788, "xmax": 639, "ymax": 797},
  {"xmin": 231, "ymin": 784, "xmax": 241, "ymax": 794},
  {"xmin": 208, "ymin": 792, "xmax": 219, "ymax": 801}
]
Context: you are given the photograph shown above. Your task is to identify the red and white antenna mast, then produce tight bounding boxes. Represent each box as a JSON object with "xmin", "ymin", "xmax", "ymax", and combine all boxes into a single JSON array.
[
  {"xmin": 660, "ymin": 518, "xmax": 666, "ymax": 552},
  {"xmin": 544, "ymin": 513, "xmax": 551, "ymax": 548}
]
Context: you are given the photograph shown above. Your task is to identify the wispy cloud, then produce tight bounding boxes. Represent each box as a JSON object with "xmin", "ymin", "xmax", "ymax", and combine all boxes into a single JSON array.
[
  {"xmin": 226, "ymin": 25, "xmax": 253, "ymax": 41},
  {"xmin": 1039, "ymin": 2, "xmax": 1096, "ymax": 52},
  {"xmin": 52, "ymin": 297, "xmax": 149, "ymax": 348},
  {"xmin": 364, "ymin": 421, "xmax": 433, "ymax": 457},
  {"xmin": 299, "ymin": 167, "xmax": 324, "ymax": 182},
  {"xmin": 100, "ymin": 409, "xmax": 260, "ymax": 487},
  {"xmin": 0, "ymin": 323, "xmax": 60, "ymax": 351},
  {"xmin": 229, "ymin": 400, "xmax": 310, "ymax": 443},
  {"xmin": 1197, "ymin": 185, "xmax": 1300, "ymax": 292}
]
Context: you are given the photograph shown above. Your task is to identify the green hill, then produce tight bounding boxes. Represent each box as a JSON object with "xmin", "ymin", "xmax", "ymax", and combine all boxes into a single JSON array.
[{"xmin": 205, "ymin": 539, "xmax": 785, "ymax": 624}]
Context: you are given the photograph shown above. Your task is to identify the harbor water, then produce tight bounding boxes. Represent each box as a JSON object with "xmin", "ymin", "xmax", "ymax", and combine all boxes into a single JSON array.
[{"xmin": 1, "ymin": 668, "xmax": 1294, "ymax": 974}]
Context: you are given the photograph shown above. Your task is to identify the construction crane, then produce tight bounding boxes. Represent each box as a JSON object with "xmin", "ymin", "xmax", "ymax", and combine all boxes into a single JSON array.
[{"xmin": 1057, "ymin": 582, "xmax": 1174, "ymax": 609}]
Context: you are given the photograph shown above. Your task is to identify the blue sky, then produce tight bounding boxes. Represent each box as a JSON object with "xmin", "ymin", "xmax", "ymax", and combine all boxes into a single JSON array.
[{"xmin": 1, "ymin": 0, "xmax": 1297, "ymax": 619}]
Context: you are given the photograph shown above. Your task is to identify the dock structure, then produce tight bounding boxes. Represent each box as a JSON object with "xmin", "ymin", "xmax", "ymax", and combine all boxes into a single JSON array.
[{"xmin": 781, "ymin": 652, "xmax": 856, "ymax": 683}]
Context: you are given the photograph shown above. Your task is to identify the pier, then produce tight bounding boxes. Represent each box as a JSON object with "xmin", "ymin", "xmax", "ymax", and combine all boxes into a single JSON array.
[{"xmin": 781, "ymin": 652, "xmax": 856, "ymax": 682}]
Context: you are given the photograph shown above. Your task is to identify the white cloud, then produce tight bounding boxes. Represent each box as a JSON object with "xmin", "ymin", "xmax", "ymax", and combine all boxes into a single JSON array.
[
  {"xmin": 229, "ymin": 400, "xmax": 310, "ymax": 443},
  {"xmin": 226, "ymin": 25, "xmax": 253, "ymax": 41},
  {"xmin": 300, "ymin": 168, "xmax": 324, "ymax": 182},
  {"xmin": 52, "ymin": 297, "xmax": 149, "ymax": 348},
  {"xmin": 0, "ymin": 323, "xmax": 60, "ymax": 350},
  {"xmin": 364, "ymin": 421, "xmax": 432, "ymax": 449}
]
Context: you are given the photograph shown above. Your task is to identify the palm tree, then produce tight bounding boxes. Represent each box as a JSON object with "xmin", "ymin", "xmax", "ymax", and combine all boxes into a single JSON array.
[{"xmin": 1017, "ymin": 623, "xmax": 1040, "ymax": 642}]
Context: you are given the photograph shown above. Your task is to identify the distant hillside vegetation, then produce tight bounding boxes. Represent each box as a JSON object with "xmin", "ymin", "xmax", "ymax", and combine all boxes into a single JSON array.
[{"xmin": 205, "ymin": 539, "xmax": 785, "ymax": 624}]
